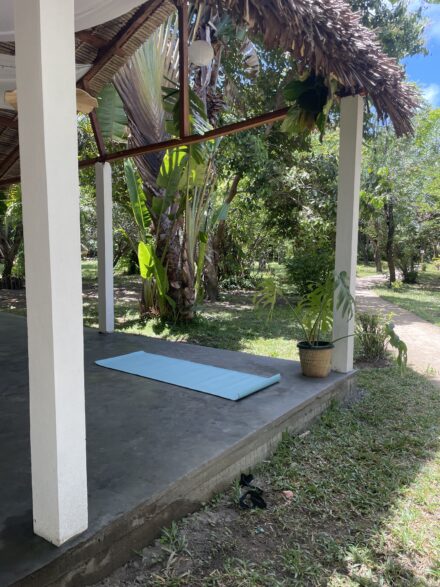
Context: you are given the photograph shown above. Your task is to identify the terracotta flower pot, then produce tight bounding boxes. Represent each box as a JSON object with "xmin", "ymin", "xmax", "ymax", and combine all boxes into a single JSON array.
[{"xmin": 297, "ymin": 341, "xmax": 334, "ymax": 378}]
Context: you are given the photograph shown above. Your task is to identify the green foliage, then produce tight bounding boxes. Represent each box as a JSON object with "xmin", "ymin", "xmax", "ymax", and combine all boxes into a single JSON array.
[
  {"xmin": 255, "ymin": 272, "xmax": 354, "ymax": 346},
  {"xmin": 125, "ymin": 159, "xmax": 151, "ymax": 237},
  {"xmin": 96, "ymin": 84, "xmax": 128, "ymax": 143},
  {"xmin": 348, "ymin": 0, "xmax": 428, "ymax": 59},
  {"xmin": 282, "ymin": 74, "xmax": 335, "ymax": 137},
  {"xmin": 124, "ymin": 159, "xmax": 175, "ymax": 316},
  {"xmin": 285, "ymin": 246, "xmax": 334, "ymax": 296},
  {"xmin": 0, "ymin": 186, "xmax": 23, "ymax": 279},
  {"xmin": 360, "ymin": 109, "xmax": 440, "ymax": 278},
  {"xmin": 356, "ymin": 311, "xmax": 390, "ymax": 361},
  {"xmin": 384, "ymin": 322, "xmax": 408, "ymax": 372},
  {"xmin": 356, "ymin": 312, "xmax": 408, "ymax": 371}
]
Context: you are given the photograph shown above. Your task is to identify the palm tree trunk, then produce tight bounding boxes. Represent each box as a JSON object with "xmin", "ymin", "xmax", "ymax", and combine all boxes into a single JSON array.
[{"xmin": 204, "ymin": 173, "xmax": 242, "ymax": 300}]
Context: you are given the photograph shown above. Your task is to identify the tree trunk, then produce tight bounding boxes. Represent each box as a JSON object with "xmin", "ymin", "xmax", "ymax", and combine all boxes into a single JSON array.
[
  {"xmin": 373, "ymin": 218, "xmax": 382, "ymax": 272},
  {"xmin": 155, "ymin": 214, "xmax": 195, "ymax": 320},
  {"xmin": 0, "ymin": 223, "xmax": 23, "ymax": 279},
  {"xmin": 384, "ymin": 197, "xmax": 396, "ymax": 284},
  {"xmin": 204, "ymin": 173, "xmax": 242, "ymax": 301}
]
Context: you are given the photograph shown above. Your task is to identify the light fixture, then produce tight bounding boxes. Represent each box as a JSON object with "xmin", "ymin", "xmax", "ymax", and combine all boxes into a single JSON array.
[{"xmin": 188, "ymin": 40, "xmax": 214, "ymax": 67}]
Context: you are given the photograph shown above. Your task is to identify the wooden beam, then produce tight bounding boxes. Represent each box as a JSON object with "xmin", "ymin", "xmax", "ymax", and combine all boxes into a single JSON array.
[
  {"xmin": 76, "ymin": 31, "xmax": 126, "ymax": 57},
  {"xmin": 177, "ymin": 0, "xmax": 190, "ymax": 138},
  {"xmin": 77, "ymin": 78, "xmax": 106, "ymax": 159},
  {"xmin": 81, "ymin": 0, "xmax": 166, "ymax": 87},
  {"xmin": 89, "ymin": 110, "xmax": 107, "ymax": 159},
  {"xmin": 0, "ymin": 145, "xmax": 20, "ymax": 180},
  {"xmin": 76, "ymin": 31, "xmax": 110, "ymax": 49},
  {"xmin": 98, "ymin": 107, "xmax": 290, "ymax": 165},
  {"xmin": 0, "ymin": 115, "xmax": 18, "ymax": 130},
  {"xmin": 0, "ymin": 107, "xmax": 290, "ymax": 186}
]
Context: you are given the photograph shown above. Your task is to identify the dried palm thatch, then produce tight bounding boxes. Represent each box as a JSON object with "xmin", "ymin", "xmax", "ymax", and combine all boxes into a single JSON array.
[
  {"xmin": 0, "ymin": 0, "xmax": 421, "ymax": 185},
  {"xmin": 195, "ymin": 0, "xmax": 419, "ymax": 136}
]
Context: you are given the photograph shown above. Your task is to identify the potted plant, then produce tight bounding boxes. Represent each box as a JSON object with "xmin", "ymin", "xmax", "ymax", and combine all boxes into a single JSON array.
[
  {"xmin": 256, "ymin": 272, "xmax": 353, "ymax": 377},
  {"xmin": 256, "ymin": 272, "xmax": 407, "ymax": 377}
]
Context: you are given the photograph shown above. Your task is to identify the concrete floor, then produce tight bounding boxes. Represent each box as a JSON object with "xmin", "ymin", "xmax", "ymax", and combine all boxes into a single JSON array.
[{"xmin": 0, "ymin": 312, "xmax": 355, "ymax": 587}]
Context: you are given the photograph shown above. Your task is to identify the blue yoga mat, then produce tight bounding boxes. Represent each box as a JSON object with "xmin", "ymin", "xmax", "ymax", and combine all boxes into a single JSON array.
[{"xmin": 96, "ymin": 351, "xmax": 281, "ymax": 401}]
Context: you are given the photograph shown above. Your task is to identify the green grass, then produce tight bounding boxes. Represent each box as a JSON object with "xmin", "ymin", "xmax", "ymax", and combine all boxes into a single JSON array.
[
  {"xmin": 79, "ymin": 259, "xmax": 303, "ymax": 360},
  {"xmin": 117, "ymin": 296, "xmax": 301, "ymax": 360},
  {"xmin": 356, "ymin": 263, "xmax": 388, "ymax": 278},
  {"xmin": 375, "ymin": 268, "xmax": 440, "ymax": 327},
  {"xmin": 96, "ymin": 367, "xmax": 440, "ymax": 586}
]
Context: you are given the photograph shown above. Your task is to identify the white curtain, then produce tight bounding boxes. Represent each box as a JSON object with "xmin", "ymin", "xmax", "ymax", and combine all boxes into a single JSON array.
[
  {"xmin": 0, "ymin": 0, "xmax": 147, "ymax": 42},
  {"xmin": 0, "ymin": 54, "xmax": 91, "ymax": 110}
]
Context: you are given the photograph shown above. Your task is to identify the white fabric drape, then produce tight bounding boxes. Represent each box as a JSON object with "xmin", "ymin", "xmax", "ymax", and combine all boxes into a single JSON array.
[
  {"xmin": 0, "ymin": 55, "xmax": 91, "ymax": 110},
  {"xmin": 0, "ymin": 0, "xmax": 146, "ymax": 42}
]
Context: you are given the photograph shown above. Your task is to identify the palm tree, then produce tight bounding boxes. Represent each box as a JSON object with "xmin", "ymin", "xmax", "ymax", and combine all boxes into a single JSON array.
[{"xmin": 97, "ymin": 6, "xmax": 259, "ymax": 319}]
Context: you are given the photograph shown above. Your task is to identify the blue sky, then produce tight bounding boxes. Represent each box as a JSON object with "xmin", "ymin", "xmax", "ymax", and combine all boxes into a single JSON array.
[{"xmin": 404, "ymin": 1, "xmax": 440, "ymax": 107}]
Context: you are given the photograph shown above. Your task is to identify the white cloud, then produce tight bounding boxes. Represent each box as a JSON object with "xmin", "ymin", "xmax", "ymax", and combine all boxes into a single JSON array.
[
  {"xmin": 421, "ymin": 82, "xmax": 440, "ymax": 106},
  {"xmin": 424, "ymin": 5, "xmax": 440, "ymax": 42}
]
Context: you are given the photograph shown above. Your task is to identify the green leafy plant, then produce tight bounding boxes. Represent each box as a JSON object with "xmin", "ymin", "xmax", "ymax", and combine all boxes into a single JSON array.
[
  {"xmin": 281, "ymin": 73, "xmax": 336, "ymax": 137},
  {"xmin": 285, "ymin": 246, "xmax": 334, "ymax": 296},
  {"xmin": 159, "ymin": 521, "xmax": 188, "ymax": 555},
  {"xmin": 255, "ymin": 272, "xmax": 354, "ymax": 347},
  {"xmin": 355, "ymin": 311, "xmax": 409, "ymax": 371},
  {"xmin": 124, "ymin": 159, "xmax": 175, "ymax": 317}
]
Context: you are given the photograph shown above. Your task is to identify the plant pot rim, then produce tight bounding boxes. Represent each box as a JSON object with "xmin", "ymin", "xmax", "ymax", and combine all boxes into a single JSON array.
[{"xmin": 297, "ymin": 341, "xmax": 334, "ymax": 350}]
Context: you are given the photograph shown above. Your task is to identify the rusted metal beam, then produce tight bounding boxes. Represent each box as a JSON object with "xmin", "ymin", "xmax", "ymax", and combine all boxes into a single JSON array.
[
  {"xmin": 89, "ymin": 110, "xmax": 107, "ymax": 159},
  {"xmin": 87, "ymin": 106, "xmax": 290, "ymax": 165},
  {"xmin": 0, "ymin": 107, "xmax": 290, "ymax": 187},
  {"xmin": 177, "ymin": 0, "xmax": 190, "ymax": 138},
  {"xmin": 81, "ymin": 0, "xmax": 166, "ymax": 88}
]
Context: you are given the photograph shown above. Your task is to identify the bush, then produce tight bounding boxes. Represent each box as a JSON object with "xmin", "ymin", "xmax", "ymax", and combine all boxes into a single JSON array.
[
  {"xmin": 220, "ymin": 274, "xmax": 262, "ymax": 291},
  {"xmin": 285, "ymin": 247, "xmax": 334, "ymax": 296},
  {"xmin": 356, "ymin": 312, "xmax": 390, "ymax": 362},
  {"xmin": 402, "ymin": 270, "xmax": 418, "ymax": 284}
]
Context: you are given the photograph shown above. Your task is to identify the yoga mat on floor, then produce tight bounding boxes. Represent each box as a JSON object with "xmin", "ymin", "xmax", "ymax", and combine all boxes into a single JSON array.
[{"xmin": 95, "ymin": 351, "xmax": 281, "ymax": 401}]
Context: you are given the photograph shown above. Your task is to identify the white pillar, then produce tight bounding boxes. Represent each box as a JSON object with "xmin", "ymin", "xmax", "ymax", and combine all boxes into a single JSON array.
[
  {"xmin": 332, "ymin": 95, "xmax": 364, "ymax": 373},
  {"xmin": 15, "ymin": 0, "xmax": 88, "ymax": 545},
  {"xmin": 96, "ymin": 162, "xmax": 114, "ymax": 333}
]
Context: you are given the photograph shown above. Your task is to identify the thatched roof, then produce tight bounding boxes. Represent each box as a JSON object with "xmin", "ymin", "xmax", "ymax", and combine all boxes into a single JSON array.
[
  {"xmin": 0, "ymin": 0, "xmax": 419, "ymax": 186},
  {"xmin": 210, "ymin": 0, "xmax": 419, "ymax": 135}
]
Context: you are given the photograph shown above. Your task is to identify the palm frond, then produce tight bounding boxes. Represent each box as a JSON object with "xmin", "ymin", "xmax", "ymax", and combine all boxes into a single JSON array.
[{"xmin": 114, "ymin": 13, "xmax": 180, "ymax": 193}]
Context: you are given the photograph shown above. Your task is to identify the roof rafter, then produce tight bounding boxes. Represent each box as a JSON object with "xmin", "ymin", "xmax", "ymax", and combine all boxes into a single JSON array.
[
  {"xmin": 0, "ymin": 115, "xmax": 18, "ymax": 130},
  {"xmin": 0, "ymin": 145, "xmax": 19, "ymax": 181},
  {"xmin": 0, "ymin": 107, "xmax": 290, "ymax": 187},
  {"xmin": 81, "ymin": 0, "xmax": 168, "ymax": 90}
]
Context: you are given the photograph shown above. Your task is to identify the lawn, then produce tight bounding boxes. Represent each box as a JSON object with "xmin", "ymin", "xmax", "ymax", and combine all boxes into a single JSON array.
[
  {"xmin": 357, "ymin": 263, "xmax": 382, "ymax": 278},
  {"xmin": 81, "ymin": 259, "xmax": 303, "ymax": 360},
  {"xmin": 95, "ymin": 367, "xmax": 440, "ymax": 587},
  {"xmin": 374, "ymin": 267, "xmax": 440, "ymax": 327}
]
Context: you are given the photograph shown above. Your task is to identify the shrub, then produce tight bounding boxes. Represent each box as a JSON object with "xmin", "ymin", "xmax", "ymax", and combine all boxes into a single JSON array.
[
  {"xmin": 220, "ymin": 274, "xmax": 261, "ymax": 291},
  {"xmin": 402, "ymin": 270, "xmax": 418, "ymax": 284},
  {"xmin": 356, "ymin": 312, "xmax": 390, "ymax": 362},
  {"xmin": 356, "ymin": 312, "xmax": 397, "ymax": 362},
  {"xmin": 285, "ymin": 247, "xmax": 334, "ymax": 297}
]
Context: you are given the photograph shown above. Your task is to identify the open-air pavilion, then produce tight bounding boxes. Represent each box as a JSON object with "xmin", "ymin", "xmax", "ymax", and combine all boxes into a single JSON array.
[{"xmin": 0, "ymin": 1, "xmax": 418, "ymax": 585}]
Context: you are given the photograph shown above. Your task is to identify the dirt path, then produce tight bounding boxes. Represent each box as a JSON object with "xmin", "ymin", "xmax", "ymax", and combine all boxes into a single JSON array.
[{"xmin": 356, "ymin": 274, "xmax": 440, "ymax": 386}]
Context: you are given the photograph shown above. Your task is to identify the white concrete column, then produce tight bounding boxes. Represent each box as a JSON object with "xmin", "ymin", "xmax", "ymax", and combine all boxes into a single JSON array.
[
  {"xmin": 15, "ymin": 0, "xmax": 88, "ymax": 545},
  {"xmin": 96, "ymin": 162, "xmax": 114, "ymax": 333},
  {"xmin": 332, "ymin": 95, "xmax": 364, "ymax": 373}
]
